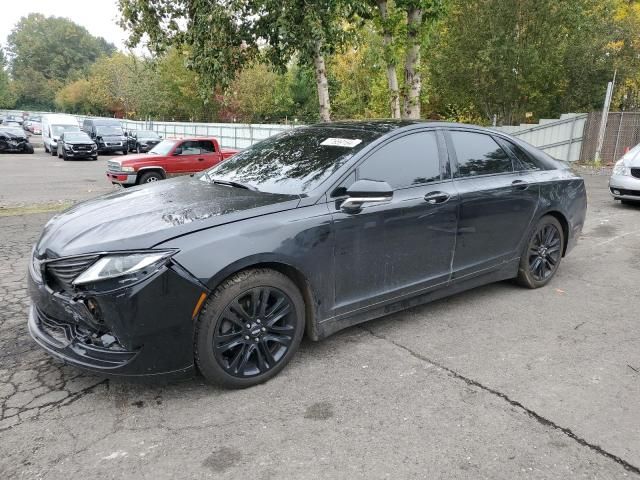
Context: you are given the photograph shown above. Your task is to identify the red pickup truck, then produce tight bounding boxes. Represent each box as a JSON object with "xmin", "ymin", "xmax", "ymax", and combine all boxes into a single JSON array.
[{"xmin": 106, "ymin": 137, "xmax": 238, "ymax": 186}]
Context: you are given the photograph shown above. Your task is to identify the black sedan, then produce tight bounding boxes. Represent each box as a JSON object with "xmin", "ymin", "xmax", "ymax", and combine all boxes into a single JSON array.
[
  {"xmin": 57, "ymin": 131, "xmax": 98, "ymax": 160},
  {"xmin": 126, "ymin": 129, "xmax": 162, "ymax": 153},
  {"xmin": 28, "ymin": 122, "xmax": 587, "ymax": 388}
]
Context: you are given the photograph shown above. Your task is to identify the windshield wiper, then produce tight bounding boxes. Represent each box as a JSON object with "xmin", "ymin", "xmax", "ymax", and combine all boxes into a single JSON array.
[{"xmin": 210, "ymin": 178, "xmax": 256, "ymax": 191}]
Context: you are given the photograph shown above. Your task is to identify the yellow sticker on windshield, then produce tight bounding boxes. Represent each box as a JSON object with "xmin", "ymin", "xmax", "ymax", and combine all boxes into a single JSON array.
[{"xmin": 321, "ymin": 138, "xmax": 362, "ymax": 148}]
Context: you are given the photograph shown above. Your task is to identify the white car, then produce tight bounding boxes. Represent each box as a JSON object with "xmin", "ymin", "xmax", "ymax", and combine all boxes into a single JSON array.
[{"xmin": 610, "ymin": 144, "xmax": 640, "ymax": 204}]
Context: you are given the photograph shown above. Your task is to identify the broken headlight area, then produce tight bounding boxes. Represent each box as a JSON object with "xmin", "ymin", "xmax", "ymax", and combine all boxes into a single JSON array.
[{"xmin": 40, "ymin": 250, "xmax": 177, "ymax": 294}]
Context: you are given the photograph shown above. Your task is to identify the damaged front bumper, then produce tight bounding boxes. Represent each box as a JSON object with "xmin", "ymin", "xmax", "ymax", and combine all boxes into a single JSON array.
[{"xmin": 27, "ymin": 258, "xmax": 205, "ymax": 378}]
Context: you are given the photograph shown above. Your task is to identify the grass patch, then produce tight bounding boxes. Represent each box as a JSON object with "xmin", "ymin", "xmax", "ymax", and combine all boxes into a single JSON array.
[{"xmin": 0, "ymin": 201, "xmax": 73, "ymax": 217}]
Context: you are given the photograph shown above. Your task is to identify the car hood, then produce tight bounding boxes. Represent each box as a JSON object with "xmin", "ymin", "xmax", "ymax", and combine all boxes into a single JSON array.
[
  {"xmin": 36, "ymin": 177, "xmax": 300, "ymax": 258},
  {"xmin": 137, "ymin": 137, "xmax": 160, "ymax": 142},
  {"xmin": 622, "ymin": 150, "xmax": 640, "ymax": 167}
]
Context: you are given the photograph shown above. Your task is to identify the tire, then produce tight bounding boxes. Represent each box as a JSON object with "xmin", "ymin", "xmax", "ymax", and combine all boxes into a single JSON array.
[
  {"xmin": 621, "ymin": 199, "xmax": 638, "ymax": 206},
  {"xmin": 62, "ymin": 151, "xmax": 68, "ymax": 161},
  {"xmin": 58, "ymin": 149, "xmax": 62, "ymax": 158},
  {"xmin": 51, "ymin": 146, "xmax": 57, "ymax": 156},
  {"xmin": 24, "ymin": 144, "xmax": 34, "ymax": 154},
  {"xmin": 122, "ymin": 148, "xmax": 128, "ymax": 155},
  {"xmin": 44, "ymin": 143, "xmax": 49, "ymax": 153},
  {"xmin": 138, "ymin": 171, "xmax": 163, "ymax": 184},
  {"xmin": 195, "ymin": 269, "xmax": 305, "ymax": 388},
  {"xmin": 516, "ymin": 215, "xmax": 564, "ymax": 289},
  {"xmin": 91, "ymin": 155, "xmax": 98, "ymax": 161}
]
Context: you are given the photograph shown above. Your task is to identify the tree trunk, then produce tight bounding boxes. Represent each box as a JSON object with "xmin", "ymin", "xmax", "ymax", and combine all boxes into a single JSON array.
[
  {"xmin": 377, "ymin": 0, "xmax": 400, "ymax": 119},
  {"xmin": 402, "ymin": 6, "xmax": 422, "ymax": 120},
  {"xmin": 313, "ymin": 40, "xmax": 331, "ymax": 122}
]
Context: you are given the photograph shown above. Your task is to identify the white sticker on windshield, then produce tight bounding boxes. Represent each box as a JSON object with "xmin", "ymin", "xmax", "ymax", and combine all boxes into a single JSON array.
[{"xmin": 321, "ymin": 138, "xmax": 362, "ymax": 148}]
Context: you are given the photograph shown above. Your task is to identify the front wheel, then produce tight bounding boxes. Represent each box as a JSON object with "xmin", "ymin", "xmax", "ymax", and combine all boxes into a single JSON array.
[
  {"xmin": 138, "ymin": 171, "xmax": 162, "ymax": 184},
  {"xmin": 516, "ymin": 216, "xmax": 564, "ymax": 289},
  {"xmin": 50, "ymin": 146, "xmax": 57, "ymax": 156},
  {"xmin": 195, "ymin": 269, "xmax": 305, "ymax": 388}
]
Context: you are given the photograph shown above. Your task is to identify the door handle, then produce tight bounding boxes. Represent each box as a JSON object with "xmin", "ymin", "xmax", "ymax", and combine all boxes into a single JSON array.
[
  {"xmin": 197, "ymin": 158, "xmax": 205, "ymax": 161},
  {"xmin": 424, "ymin": 191, "xmax": 450, "ymax": 205},
  {"xmin": 512, "ymin": 180, "xmax": 529, "ymax": 190}
]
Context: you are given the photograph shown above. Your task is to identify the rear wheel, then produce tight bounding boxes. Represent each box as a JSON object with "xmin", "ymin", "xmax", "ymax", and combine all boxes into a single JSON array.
[
  {"xmin": 195, "ymin": 269, "xmax": 305, "ymax": 388},
  {"xmin": 516, "ymin": 215, "xmax": 564, "ymax": 289},
  {"xmin": 138, "ymin": 171, "xmax": 162, "ymax": 184}
]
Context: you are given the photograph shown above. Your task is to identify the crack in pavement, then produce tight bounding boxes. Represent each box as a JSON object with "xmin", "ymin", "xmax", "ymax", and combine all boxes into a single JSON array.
[{"xmin": 360, "ymin": 326, "xmax": 640, "ymax": 477}]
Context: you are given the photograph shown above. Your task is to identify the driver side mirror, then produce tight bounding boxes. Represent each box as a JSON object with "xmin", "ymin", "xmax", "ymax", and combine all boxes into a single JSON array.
[
  {"xmin": 173, "ymin": 147, "xmax": 182, "ymax": 155},
  {"xmin": 340, "ymin": 179, "xmax": 393, "ymax": 213}
]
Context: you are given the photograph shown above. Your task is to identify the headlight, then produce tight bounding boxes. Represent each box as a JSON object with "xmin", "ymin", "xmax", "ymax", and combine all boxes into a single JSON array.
[
  {"xmin": 613, "ymin": 160, "xmax": 630, "ymax": 176},
  {"xmin": 121, "ymin": 166, "xmax": 134, "ymax": 172},
  {"xmin": 73, "ymin": 250, "xmax": 176, "ymax": 287},
  {"xmin": 64, "ymin": 144, "xmax": 73, "ymax": 150}
]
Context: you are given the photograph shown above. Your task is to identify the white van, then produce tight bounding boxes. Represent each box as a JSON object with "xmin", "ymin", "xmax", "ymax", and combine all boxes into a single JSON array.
[{"xmin": 42, "ymin": 114, "xmax": 81, "ymax": 155}]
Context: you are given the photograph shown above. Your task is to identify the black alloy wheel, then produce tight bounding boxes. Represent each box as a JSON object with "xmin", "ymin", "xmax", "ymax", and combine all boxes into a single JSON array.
[
  {"xmin": 195, "ymin": 269, "xmax": 305, "ymax": 388},
  {"xmin": 517, "ymin": 215, "xmax": 564, "ymax": 288}
]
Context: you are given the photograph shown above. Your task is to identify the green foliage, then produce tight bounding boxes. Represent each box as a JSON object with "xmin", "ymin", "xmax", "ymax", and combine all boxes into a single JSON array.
[
  {"xmin": 0, "ymin": 48, "xmax": 16, "ymax": 109},
  {"xmin": 429, "ymin": 0, "xmax": 616, "ymax": 124},
  {"xmin": 7, "ymin": 13, "xmax": 115, "ymax": 109}
]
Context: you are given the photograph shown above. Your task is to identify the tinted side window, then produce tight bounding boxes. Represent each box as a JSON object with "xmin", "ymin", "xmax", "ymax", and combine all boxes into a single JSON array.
[
  {"xmin": 180, "ymin": 141, "xmax": 201, "ymax": 155},
  {"xmin": 503, "ymin": 140, "xmax": 540, "ymax": 171},
  {"xmin": 450, "ymin": 131, "xmax": 512, "ymax": 178},
  {"xmin": 357, "ymin": 132, "xmax": 441, "ymax": 189},
  {"xmin": 199, "ymin": 140, "xmax": 215, "ymax": 153}
]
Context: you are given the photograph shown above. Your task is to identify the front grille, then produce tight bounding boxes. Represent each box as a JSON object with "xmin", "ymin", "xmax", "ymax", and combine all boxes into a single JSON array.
[
  {"xmin": 611, "ymin": 187, "xmax": 640, "ymax": 197},
  {"xmin": 45, "ymin": 255, "xmax": 99, "ymax": 291},
  {"xmin": 107, "ymin": 142, "xmax": 122, "ymax": 146},
  {"xmin": 73, "ymin": 145, "xmax": 91, "ymax": 151},
  {"xmin": 34, "ymin": 307, "xmax": 137, "ymax": 366},
  {"xmin": 631, "ymin": 168, "xmax": 640, "ymax": 179}
]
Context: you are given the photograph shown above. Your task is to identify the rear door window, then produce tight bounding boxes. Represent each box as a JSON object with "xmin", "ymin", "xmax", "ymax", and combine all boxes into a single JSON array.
[
  {"xmin": 499, "ymin": 139, "xmax": 541, "ymax": 171},
  {"xmin": 198, "ymin": 140, "xmax": 216, "ymax": 153},
  {"xmin": 449, "ymin": 131, "xmax": 513, "ymax": 178}
]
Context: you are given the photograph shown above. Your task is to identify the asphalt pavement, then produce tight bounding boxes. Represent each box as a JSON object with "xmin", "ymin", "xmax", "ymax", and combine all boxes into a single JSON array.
[{"xmin": 0, "ymin": 147, "xmax": 639, "ymax": 479}]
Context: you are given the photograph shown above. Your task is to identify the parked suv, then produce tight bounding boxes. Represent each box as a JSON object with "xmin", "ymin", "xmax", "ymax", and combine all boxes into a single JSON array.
[
  {"xmin": 57, "ymin": 131, "xmax": 98, "ymax": 161},
  {"xmin": 106, "ymin": 137, "xmax": 237, "ymax": 186},
  {"xmin": 82, "ymin": 118, "xmax": 127, "ymax": 155},
  {"xmin": 126, "ymin": 130, "xmax": 162, "ymax": 153}
]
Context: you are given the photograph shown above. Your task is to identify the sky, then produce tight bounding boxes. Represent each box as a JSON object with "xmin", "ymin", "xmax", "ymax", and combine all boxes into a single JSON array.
[{"xmin": 0, "ymin": 0, "xmax": 129, "ymax": 51}]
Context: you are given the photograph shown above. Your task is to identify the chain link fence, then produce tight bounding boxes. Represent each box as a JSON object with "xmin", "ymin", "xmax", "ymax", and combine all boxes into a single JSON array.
[{"xmin": 579, "ymin": 111, "xmax": 640, "ymax": 163}]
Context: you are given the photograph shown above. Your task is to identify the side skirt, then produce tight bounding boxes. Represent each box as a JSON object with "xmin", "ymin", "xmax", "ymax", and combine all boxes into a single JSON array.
[{"xmin": 316, "ymin": 259, "xmax": 519, "ymax": 340}]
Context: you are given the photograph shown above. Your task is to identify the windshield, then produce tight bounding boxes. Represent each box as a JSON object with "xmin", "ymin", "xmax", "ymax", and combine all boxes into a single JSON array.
[
  {"xmin": 200, "ymin": 127, "xmax": 379, "ymax": 195},
  {"xmin": 64, "ymin": 132, "xmax": 91, "ymax": 142},
  {"xmin": 96, "ymin": 126, "xmax": 123, "ymax": 136},
  {"xmin": 52, "ymin": 125, "xmax": 80, "ymax": 136},
  {"xmin": 137, "ymin": 130, "xmax": 159, "ymax": 138},
  {"xmin": 149, "ymin": 139, "xmax": 177, "ymax": 155}
]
